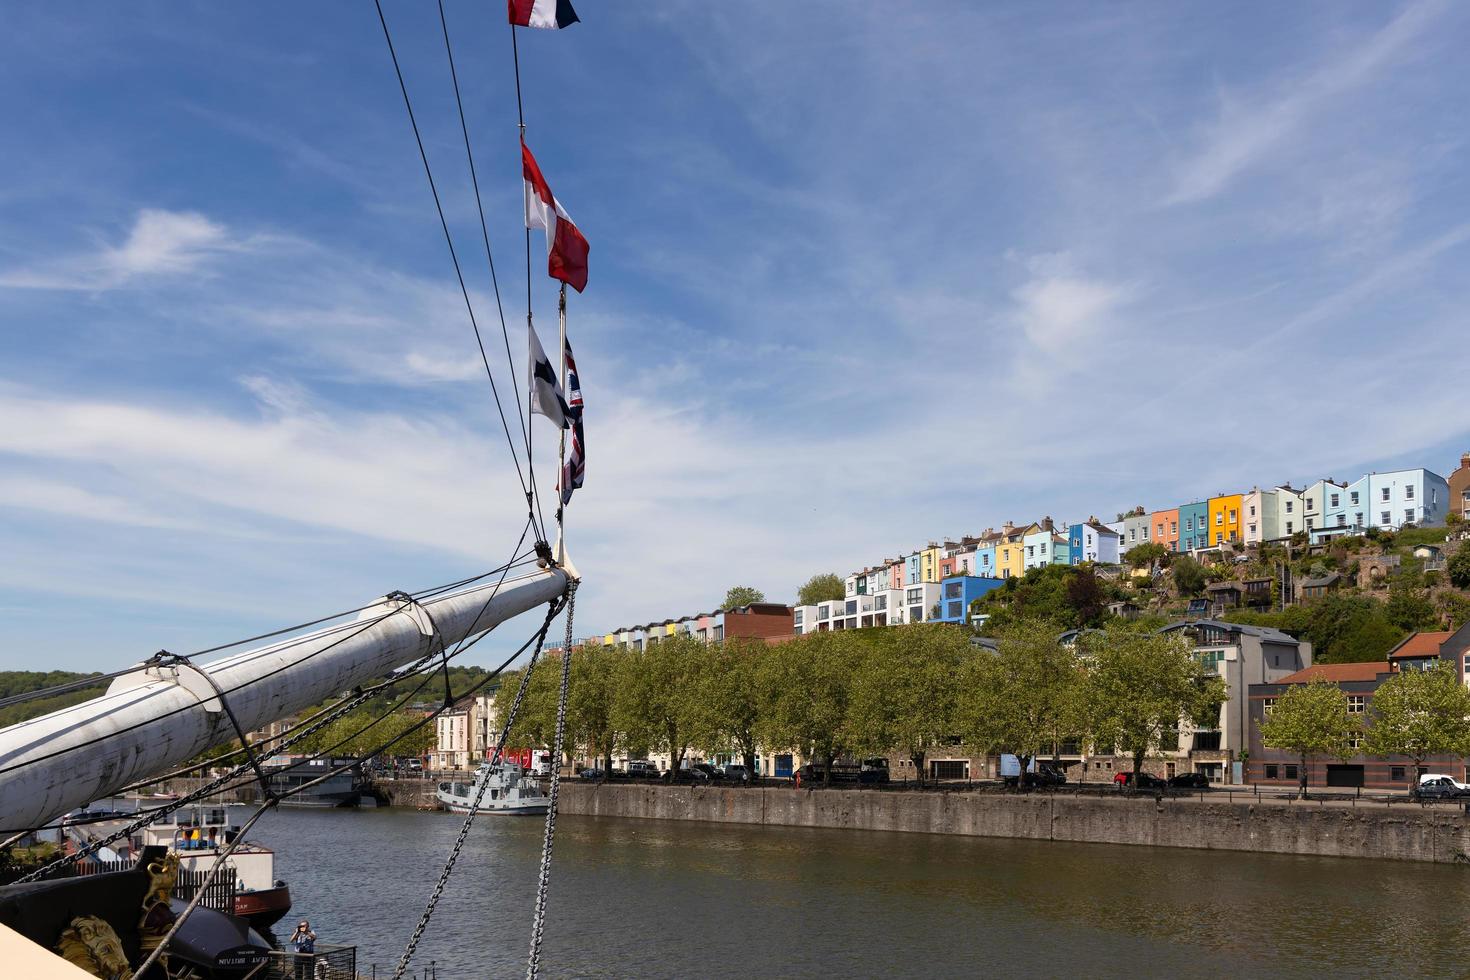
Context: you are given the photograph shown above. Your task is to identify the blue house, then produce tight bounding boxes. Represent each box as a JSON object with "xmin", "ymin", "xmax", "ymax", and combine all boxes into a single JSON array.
[
  {"xmin": 935, "ymin": 575, "xmax": 1007, "ymax": 624},
  {"xmin": 1179, "ymin": 501, "xmax": 1209, "ymax": 552}
]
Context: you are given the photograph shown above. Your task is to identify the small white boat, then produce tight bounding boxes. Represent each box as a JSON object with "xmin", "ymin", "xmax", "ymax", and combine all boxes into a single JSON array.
[{"xmin": 436, "ymin": 763, "xmax": 548, "ymax": 815}]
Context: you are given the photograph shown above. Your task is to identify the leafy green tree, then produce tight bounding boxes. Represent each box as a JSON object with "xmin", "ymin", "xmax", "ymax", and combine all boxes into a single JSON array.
[
  {"xmin": 1301, "ymin": 594, "xmax": 1403, "ymax": 664},
  {"xmin": 1259, "ymin": 680, "xmax": 1359, "ymax": 797},
  {"xmin": 1170, "ymin": 556, "xmax": 1207, "ymax": 596},
  {"xmin": 1086, "ymin": 627, "xmax": 1226, "ymax": 783},
  {"xmin": 1448, "ymin": 549, "xmax": 1470, "ymax": 590},
  {"xmin": 1125, "ymin": 542, "xmax": 1168, "ymax": 570},
  {"xmin": 848, "ymin": 625, "xmax": 970, "ymax": 784},
  {"xmin": 723, "ymin": 586, "xmax": 766, "ymax": 608},
  {"xmin": 1065, "ymin": 565, "xmax": 1108, "ymax": 627},
  {"xmin": 566, "ymin": 645, "xmax": 621, "ymax": 774},
  {"xmin": 614, "ymin": 634, "xmax": 703, "ymax": 774},
  {"xmin": 957, "ymin": 619, "xmax": 1086, "ymax": 789},
  {"xmin": 756, "ymin": 631, "xmax": 860, "ymax": 784},
  {"xmin": 1363, "ymin": 662, "xmax": 1470, "ymax": 791},
  {"xmin": 497, "ymin": 660, "xmax": 561, "ymax": 750},
  {"xmin": 796, "ymin": 573, "xmax": 846, "ymax": 606},
  {"xmin": 689, "ymin": 639, "xmax": 768, "ymax": 776},
  {"xmin": 1385, "ymin": 586, "xmax": 1439, "ymax": 633}
]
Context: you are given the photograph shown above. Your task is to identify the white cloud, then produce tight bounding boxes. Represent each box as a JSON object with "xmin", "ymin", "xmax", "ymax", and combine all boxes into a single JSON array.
[
  {"xmin": 0, "ymin": 208, "xmax": 241, "ymax": 290},
  {"xmin": 1014, "ymin": 274, "xmax": 1132, "ymax": 355},
  {"xmin": 1164, "ymin": 2, "xmax": 1447, "ymax": 205},
  {"xmin": 0, "ymin": 476, "xmax": 193, "ymax": 530}
]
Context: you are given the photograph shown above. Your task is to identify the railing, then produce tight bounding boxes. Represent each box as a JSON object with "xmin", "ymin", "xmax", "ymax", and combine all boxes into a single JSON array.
[
  {"xmin": 262, "ymin": 944, "xmax": 356, "ymax": 980},
  {"xmin": 57, "ymin": 860, "xmax": 239, "ymax": 911}
]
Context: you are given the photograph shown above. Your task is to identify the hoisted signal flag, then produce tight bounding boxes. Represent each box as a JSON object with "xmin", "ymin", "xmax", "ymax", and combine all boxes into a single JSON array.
[
  {"xmin": 509, "ymin": 0, "xmax": 579, "ymax": 30},
  {"xmin": 560, "ymin": 336, "xmax": 585, "ymax": 506},
  {"xmin": 522, "ymin": 140, "xmax": 590, "ymax": 293},
  {"xmin": 527, "ymin": 321, "xmax": 571, "ymax": 429}
]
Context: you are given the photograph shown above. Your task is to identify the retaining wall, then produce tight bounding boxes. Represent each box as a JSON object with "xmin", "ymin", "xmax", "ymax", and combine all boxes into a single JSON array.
[{"xmin": 555, "ymin": 783, "xmax": 1470, "ymax": 864}]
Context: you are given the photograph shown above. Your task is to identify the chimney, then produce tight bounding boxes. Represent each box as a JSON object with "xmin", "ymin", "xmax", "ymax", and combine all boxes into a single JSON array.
[{"xmin": 1462, "ymin": 452, "xmax": 1470, "ymax": 470}]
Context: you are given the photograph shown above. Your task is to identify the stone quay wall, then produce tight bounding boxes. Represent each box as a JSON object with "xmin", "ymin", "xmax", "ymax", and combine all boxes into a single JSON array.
[{"xmin": 554, "ymin": 782, "xmax": 1470, "ymax": 864}]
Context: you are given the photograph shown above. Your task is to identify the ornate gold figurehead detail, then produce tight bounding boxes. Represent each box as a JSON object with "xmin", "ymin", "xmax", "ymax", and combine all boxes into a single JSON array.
[
  {"xmin": 54, "ymin": 914, "xmax": 133, "ymax": 980},
  {"xmin": 139, "ymin": 852, "xmax": 180, "ymax": 955}
]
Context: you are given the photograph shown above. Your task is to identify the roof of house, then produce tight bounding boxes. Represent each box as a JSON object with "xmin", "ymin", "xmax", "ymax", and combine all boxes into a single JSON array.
[
  {"xmin": 1298, "ymin": 571, "xmax": 1341, "ymax": 588},
  {"xmin": 1386, "ymin": 631, "xmax": 1453, "ymax": 660},
  {"xmin": 1275, "ymin": 662, "xmax": 1391, "ymax": 684},
  {"xmin": 1158, "ymin": 618, "xmax": 1300, "ymax": 644},
  {"xmin": 1205, "ymin": 581, "xmax": 1244, "ymax": 593}
]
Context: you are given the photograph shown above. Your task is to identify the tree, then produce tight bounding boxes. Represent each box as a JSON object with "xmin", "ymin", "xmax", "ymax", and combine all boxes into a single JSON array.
[
  {"xmin": 1301, "ymin": 594, "xmax": 1403, "ymax": 664},
  {"xmin": 1448, "ymin": 549, "xmax": 1470, "ymax": 590},
  {"xmin": 1259, "ymin": 680, "xmax": 1358, "ymax": 797},
  {"xmin": 613, "ymin": 634, "xmax": 703, "ymax": 774},
  {"xmin": 1385, "ymin": 586, "xmax": 1438, "ymax": 633},
  {"xmin": 1363, "ymin": 662, "xmax": 1470, "ymax": 791},
  {"xmin": 497, "ymin": 661, "xmax": 561, "ymax": 751},
  {"xmin": 689, "ymin": 639, "xmax": 768, "ymax": 777},
  {"xmin": 723, "ymin": 586, "xmax": 766, "ymax": 608},
  {"xmin": 796, "ymin": 573, "xmax": 845, "ymax": 606},
  {"xmin": 1125, "ymin": 542, "xmax": 1168, "ymax": 570},
  {"xmin": 757, "ymin": 631, "xmax": 860, "ymax": 784},
  {"xmin": 849, "ymin": 625, "xmax": 970, "ymax": 784},
  {"xmin": 566, "ymin": 645, "xmax": 621, "ymax": 774},
  {"xmin": 1170, "ymin": 556, "xmax": 1207, "ymax": 596},
  {"xmin": 1064, "ymin": 565, "xmax": 1107, "ymax": 627},
  {"xmin": 1087, "ymin": 627, "xmax": 1227, "ymax": 784},
  {"xmin": 957, "ymin": 619, "xmax": 1086, "ymax": 789}
]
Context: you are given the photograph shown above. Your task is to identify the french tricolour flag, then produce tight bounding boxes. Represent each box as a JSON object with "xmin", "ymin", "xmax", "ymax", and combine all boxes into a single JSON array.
[
  {"xmin": 522, "ymin": 140, "xmax": 589, "ymax": 293},
  {"xmin": 508, "ymin": 0, "xmax": 579, "ymax": 30}
]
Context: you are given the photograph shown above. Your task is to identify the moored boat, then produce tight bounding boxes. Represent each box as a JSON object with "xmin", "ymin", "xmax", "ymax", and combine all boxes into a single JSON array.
[{"xmin": 436, "ymin": 763, "xmax": 549, "ymax": 815}]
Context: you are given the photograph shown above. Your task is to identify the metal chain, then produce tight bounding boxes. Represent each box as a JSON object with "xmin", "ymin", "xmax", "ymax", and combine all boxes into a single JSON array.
[
  {"xmin": 527, "ymin": 581, "xmax": 576, "ymax": 980},
  {"xmin": 391, "ymin": 595, "xmax": 564, "ymax": 980}
]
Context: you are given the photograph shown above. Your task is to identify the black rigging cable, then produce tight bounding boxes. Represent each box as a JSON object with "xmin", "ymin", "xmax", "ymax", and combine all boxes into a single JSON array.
[{"xmin": 372, "ymin": 0, "xmax": 545, "ymax": 544}]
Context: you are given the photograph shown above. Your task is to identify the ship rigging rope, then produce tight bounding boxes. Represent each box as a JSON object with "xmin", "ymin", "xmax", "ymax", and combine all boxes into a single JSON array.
[
  {"xmin": 372, "ymin": 0, "xmax": 548, "ymax": 546},
  {"xmin": 15, "ymin": 590, "xmax": 569, "ymax": 878},
  {"xmin": 390, "ymin": 589, "xmax": 565, "ymax": 980},
  {"xmin": 527, "ymin": 581, "xmax": 576, "ymax": 979},
  {"xmin": 2, "ymin": 519, "xmax": 537, "ymax": 838},
  {"xmin": 132, "ymin": 594, "xmax": 567, "ymax": 979},
  {"xmin": 0, "ymin": 549, "xmax": 542, "ymax": 781},
  {"xmin": 0, "ymin": 556, "xmax": 536, "ymax": 715}
]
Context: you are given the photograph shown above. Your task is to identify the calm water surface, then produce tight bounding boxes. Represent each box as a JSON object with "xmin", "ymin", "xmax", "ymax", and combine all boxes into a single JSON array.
[{"xmin": 252, "ymin": 805, "xmax": 1470, "ymax": 979}]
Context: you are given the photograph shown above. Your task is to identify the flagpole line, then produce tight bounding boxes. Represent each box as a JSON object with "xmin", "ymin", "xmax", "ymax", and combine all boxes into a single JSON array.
[
  {"xmin": 556, "ymin": 282, "xmax": 569, "ymax": 561},
  {"xmin": 510, "ymin": 23, "xmax": 547, "ymax": 542}
]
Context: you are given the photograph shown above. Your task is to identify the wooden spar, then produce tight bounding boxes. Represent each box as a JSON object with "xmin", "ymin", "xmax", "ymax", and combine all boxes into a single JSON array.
[{"xmin": 0, "ymin": 567, "xmax": 570, "ymax": 831}]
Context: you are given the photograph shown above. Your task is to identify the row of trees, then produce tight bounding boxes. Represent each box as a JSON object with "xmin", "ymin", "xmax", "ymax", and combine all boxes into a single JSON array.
[
  {"xmin": 496, "ymin": 621, "xmax": 1226, "ymax": 785},
  {"xmin": 1260, "ymin": 662, "xmax": 1470, "ymax": 794}
]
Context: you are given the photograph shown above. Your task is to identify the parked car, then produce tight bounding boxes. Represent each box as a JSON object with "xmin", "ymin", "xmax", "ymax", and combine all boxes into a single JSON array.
[
  {"xmin": 625, "ymin": 760, "xmax": 661, "ymax": 780},
  {"xmin": 578, "ymin": 767, "xmax": 605, "ymax": 781},
  {"xmin": 723, "ymin": 764, "xmax": 752, "ymax": 784},
  {"xmin": 692, "ymin": 763, "xmax": 725, "ymax": 781},
  {"xmin": 1004, "ymin": 764, "xmax": 1067, "ymax": 788},
  {"xmin": 1113, "ymin": 771, "xmax": 1166, "ymax": 790},
  {"xmin": 666, "ymin": 765, "xmax": 714, "ymax": 782},
  {"xmin": 1168, "ymin": 772, "xmax": 1210, "ymax": 790},
  {"xmin": 406, "ymin": 758, "xmax": 424, "ymax": 773},
  {"xmin": 1415, "ymin": 774, "xmax": 1470, "ymax": 799}
]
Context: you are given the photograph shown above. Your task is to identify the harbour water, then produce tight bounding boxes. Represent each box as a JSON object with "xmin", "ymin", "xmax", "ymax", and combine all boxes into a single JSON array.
[{"xmin": 253, "ymin": 806, "xmax": 1470, "ymax": 978}]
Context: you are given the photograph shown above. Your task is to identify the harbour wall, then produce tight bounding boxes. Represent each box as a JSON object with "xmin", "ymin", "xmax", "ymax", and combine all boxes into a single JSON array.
[{"xmin": 555, "ymin": 783, "xmax": 1470, "ymax": 864}]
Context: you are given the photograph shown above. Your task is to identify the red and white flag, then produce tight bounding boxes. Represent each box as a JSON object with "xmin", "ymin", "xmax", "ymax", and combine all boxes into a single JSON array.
[
  {"xmin": 508, "ymin": 0, "xmax": 579, "ymax": 30},
  {"xmin": 522, "ymin": 140, "xmax": 589, "ymax": 293}
]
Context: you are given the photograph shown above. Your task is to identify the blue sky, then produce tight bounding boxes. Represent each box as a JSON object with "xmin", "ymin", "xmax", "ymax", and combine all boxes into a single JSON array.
[{"xmin": 2, "ymin": 2, "xmax": 1468, "ymax": 672}]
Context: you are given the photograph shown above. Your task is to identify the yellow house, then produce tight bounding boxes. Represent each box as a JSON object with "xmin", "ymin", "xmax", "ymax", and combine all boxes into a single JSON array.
[
  {"xmin": 920, "ymin": 543, "xmax": 944, "ymax": 583},
  {"xmin": 1208, "ymin": 493, "xmax": 1244, "ymax": 546},
  {"xmin": 997, "ymin": 522, "xmax": 1036, "ymax": 578}
]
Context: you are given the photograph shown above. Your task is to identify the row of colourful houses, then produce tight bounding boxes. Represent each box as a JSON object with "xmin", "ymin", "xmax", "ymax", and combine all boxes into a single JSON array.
[{"xmin": 834, "ymin": 461, "xmax": 1465, "ymax": 623}]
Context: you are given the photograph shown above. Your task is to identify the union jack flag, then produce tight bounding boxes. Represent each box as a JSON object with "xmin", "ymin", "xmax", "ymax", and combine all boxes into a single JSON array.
[{"xmin": 560, "ymin": 336, "xmax": 585, "ymax": 507}]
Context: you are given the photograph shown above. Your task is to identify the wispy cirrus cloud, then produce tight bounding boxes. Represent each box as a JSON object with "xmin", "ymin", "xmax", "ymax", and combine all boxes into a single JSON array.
[{"xmin": 1163, "ymin": 2, "xmax": 1449, "ymax": 206}]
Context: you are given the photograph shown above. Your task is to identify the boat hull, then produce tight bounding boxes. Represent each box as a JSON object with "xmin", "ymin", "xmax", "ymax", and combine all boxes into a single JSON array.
[
  {"xmin": 439, "ymin": 799, "xmax": 549, "ymax": 815},
  {"xmin": 233, "ymin": 884, "xmax": 292, "ymax": 928}
]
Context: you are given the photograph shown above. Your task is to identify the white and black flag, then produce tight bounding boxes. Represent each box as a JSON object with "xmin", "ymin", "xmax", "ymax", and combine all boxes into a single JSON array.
[
  {"xmin": 527, "ymin": 321, "xmax": 570, "ymax": 429},
  {"xmin": 560, "ymin": 335, "xmax": 585, "ymax": 506}
]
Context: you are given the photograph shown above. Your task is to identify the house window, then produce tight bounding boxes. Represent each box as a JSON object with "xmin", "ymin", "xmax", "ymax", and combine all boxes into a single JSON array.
[
  {"xmin": 1040, "ymin": 542, "xmax": 1048, "ymax": 555},
  {"xmin": 946, "ymin": 601, "xmax": 962, "ymax": 619},
  {"xmin": 1171, "ymin": 521, "xmax": 1177, "ymax": 535},
  {"xmin": 1405, "ymin": 485, "xmax": 1415, "ymax": 500},
  {"xmin": 1350, "ymin": 492, "xmax": 1359, "ymax": 505},
  {"xmin": 1285, "ymin": 501, "xmax": 1294, "ymax": 513},
  {"xmin": 1215, "ymin": 532, "xmax": 1223, "ymax": 544},
  {"xmin": 1405, "ymin": 509, "xmax": 1415, "ymax": 524},
  {"xmin": 1215, "ymin": 513, "xmax": 1223, "ymax": 526},
  {"xmin": 1265, "ymin": 764, "xmax": 1279, "ymax": 779},
  {"xmin": 1306, "ymin": 517, "xmax": 1315, "ymax": 530},
  {"xmin": 1382, "ymin": 487, "xmax": 1391, "ymax": 501},
  {"xmin": 1391, "ymin": 766, "xmax": 1405, "ymax": 782},
  {"xmin": 1347, "ymin": 734, "xmax": 1363, "ymax": 750},
  {"xmin": 1249, "ymin": 523, "xmax": 1257, "ymax": 536},
  {"xmin": 1285, "ymin": 765, "xmax": 1298, "ymax": 779},
  {"xmin": 1027, "ymin": 546, "xmax": 1034, "ymax": 557},
  {"xmin": 1337, "ymin": 514, "xmax": 1346, "ymax": 527},
  {"xmin": 1347, "ymin": 695, "xmax": 1365, "ymax": 714},
  {"xmin": 1306, "ymin": 498, "xmax": 1315, "ymax": 511},
  {"xmin": 1262, "ymin": 697, "xmax": 1276, "ymax": 717},
  {"xmin": 906, "ymin": 588, "xmax": 922, "ymax": 604},
  {"xmin": 1286, "ymin": 521, "xmax": 1294, "ymax": 533},
  {"xmin": 909, "ymin": 606, "xmax": 923, "ymax": 622},
  {"xmin": 1355, "ymin": 512, "xmax": 1363, "ymax": 526},
  {"xmin": 1380, "ymin": 511, "xmax": 1390, "ymax": 525},
  {"xmin": 1330, "ymin": 493, "xmax": 1339, "ymax": 508}
]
